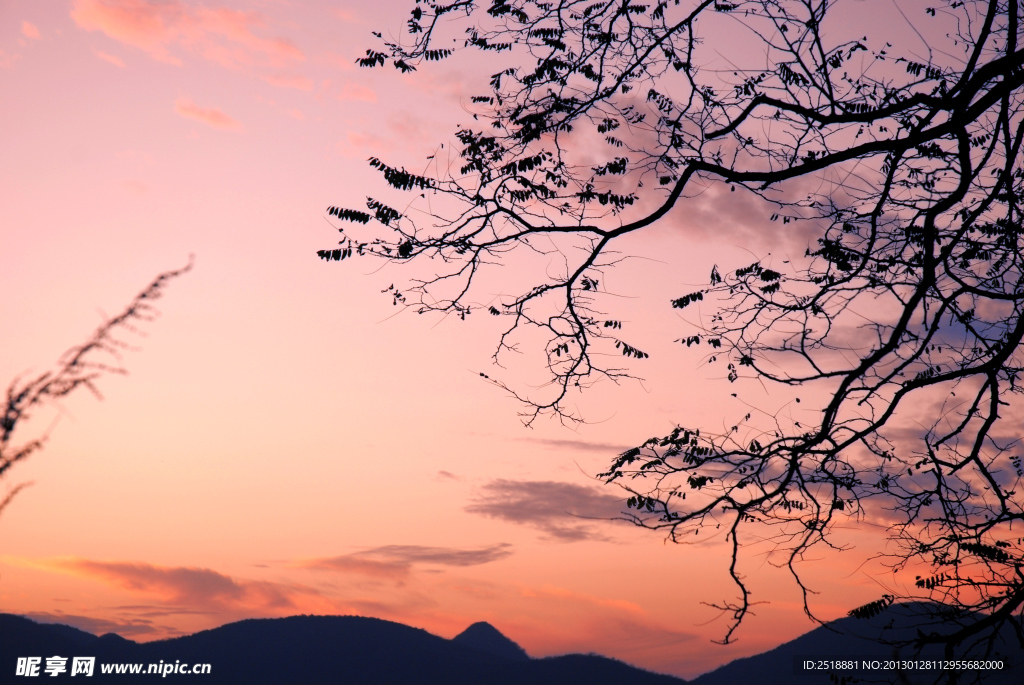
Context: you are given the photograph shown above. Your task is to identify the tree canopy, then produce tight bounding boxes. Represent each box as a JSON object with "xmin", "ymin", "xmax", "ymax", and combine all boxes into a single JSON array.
[{"xmin": 320, "ymin": 0, "xmax": 1024, "ymax": 666}]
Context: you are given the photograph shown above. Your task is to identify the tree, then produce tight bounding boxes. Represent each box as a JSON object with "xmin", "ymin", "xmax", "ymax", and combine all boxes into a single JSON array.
[
  {"xmin": 1, "ymin": 261, "xmax": 192, "ymax": 517},
  {"xmin": 320, "ymin": 0, "xmax": 1024, "ymax": 669}
]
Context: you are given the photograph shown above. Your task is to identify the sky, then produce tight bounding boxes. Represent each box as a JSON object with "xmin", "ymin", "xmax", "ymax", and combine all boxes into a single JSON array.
[{"xmin": 0, "ymin": 0, "xmax": 917, "ymax": 679}]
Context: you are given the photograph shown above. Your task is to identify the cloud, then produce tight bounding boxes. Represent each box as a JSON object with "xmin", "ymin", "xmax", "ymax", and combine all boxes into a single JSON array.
[
  {"xmin": 672, "ymin": 177, "xmax": 825, "ymax": 253},
  {"xmin": 0, "ymin": 49, "xmax": 18, "ymax": 70},
  {"xmin": 13, "ymin": 558, "xmax": 352, "ymax": 641},
  {"xmin": 21, "ymin": 611, "xmax": 157, "ymax": 638},
  {"xmin": 466, "ymin": 480, "xmax": 624, "ymax": 541},
  {"xmin": 40, "ymin": 559, "xmax": 304, "ymax": 612},
  {"xmin": 520, "ymin": 584, "xmax": 647, "ymax": 614},
  {"xmin": 363, "ymin": 544, "xmax": 513, "ymax": 566},
  {"xmin": 322, "ymin": 52, "xmax": 355, "ymax": 72},
  {"xmin": 331, "ymin": 8, "xmax": 362, "ymax": 23},
  {"xmin": 262, "ymin": 73, "xmax": 313, "ymax": 90},
  {"xmin": 174, "ymin": 97, "xmax": 241, "ymax": 130},
  {"xmin": 512, "ymin": 584, "xmax": 699, "ymax": 675},
  {"xmin": 108, "ymin": 604, "xmax": 214, "ymax": 618},
  {"xmin": 71, "ymin": 0, "xmax": 304, "ymax": 70},
  {"xmin": 513, "ymin": 437, "xmax": 632, "ymax": 454},
  {"xmin": 303, "ymin": 556, "xmax": 411, "ymax": 580},
  {"xmin": 337, "ymin": 82, "xmax": 377, "ymax": 103},
  {"xmin": 22, "ymin": 22, "xmax": 41, "ymax": 40},
  {"xmin": 95, "ymin": 50, "xmax": 126, "ymax": 67},
  {"xmin": 563, "ymin": 615, "xmax": 700, "ymax": 674},
  {"xmin": 304, "ymin": 544, "xmax": 513, "ymax": 578},
  {"xmin": 340, "ymin": 130, "xmax": 396, "ymax": 156}
]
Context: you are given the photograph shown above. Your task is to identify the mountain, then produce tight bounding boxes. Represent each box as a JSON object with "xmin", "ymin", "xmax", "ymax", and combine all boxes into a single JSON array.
[
  {"xmin": 12, "ymin": 603, "xmax": 1018, "ymax": 684},
  {"xmin": 691, "ymin": 603, "xmax": 1024, "ymax": 685},
  {"xmin": 1, "ymin": 614, "xmax": 685, "ymax": 685},
  {"xmin": 452, "ymin": 621, "xmax": 529, "ymax": 660}
]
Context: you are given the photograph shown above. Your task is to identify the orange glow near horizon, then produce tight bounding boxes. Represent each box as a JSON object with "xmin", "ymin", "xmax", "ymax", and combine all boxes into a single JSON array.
[{"xmin": 1, "ymin": 1, "xmax": 915, "ymax": 679}]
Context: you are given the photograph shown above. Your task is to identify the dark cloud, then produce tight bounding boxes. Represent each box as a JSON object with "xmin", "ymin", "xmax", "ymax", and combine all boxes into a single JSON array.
[
  {"xmin": 361, "ymin": 544, "xmax": 513, "ymax": 566},
  {"xmin": 304, "ymin": 544, "xmax": 513, "ymax": 578},
  {"xmin": 465, "ymin": 480, "xmax": 624, "ymax": 541},
  {"xmin": 21, "ymin": 612, "xmax": 157, "ymax": 638},
  {"xmin": 513, "ymin": 437, "xmax": 631, "ymax": 454}
]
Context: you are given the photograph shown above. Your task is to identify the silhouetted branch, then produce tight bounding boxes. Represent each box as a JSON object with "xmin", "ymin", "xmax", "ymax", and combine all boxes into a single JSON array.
[
  {"xmin": 322, "ymin": 0, "xmax": 1024, "ymax": 666},
  {"xmin": 0, "ymin": 258, "xmax": 192, "ymax": 511}
]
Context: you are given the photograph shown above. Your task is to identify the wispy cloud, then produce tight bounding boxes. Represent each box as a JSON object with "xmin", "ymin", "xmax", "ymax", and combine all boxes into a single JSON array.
[
  {"xmin": 303, "ymin": 556, "xmax": 410, "ymax": 580},
  {"xmin": 174, "ymin": 97, "xmax": 241, "ymax": 130},
  {"xmin": 466, "ymin": 480, "xmax": 624, "ymax": 541},
  {"xmin": 21, "ymin": 21, "xmax": 41, "ymax": 40},
  {"xmin": 554, "ymin": 614, "xmax": 700, "ymax": 672},
  {"xmin": 337, "ymin": 82, "xmax": 377, "ymax": 103},
  {"xmin": 95, "ymin": 49, "xmax": 126, "ymax": 67},
  {"xmin": 363, "ymin": 544, "xmax": 514, "ymax": 567},
  {"xmin": 37, "ymin": 558, "xmax": 308, "ymax": 612},
  {"xmin": 71, "ymin": 0, "xmax": 304, "ymax": 72},
  {"xmin": 322, "ymin": 52, "xmax": 355, "ymax": 72},
  {"xmin": 0, "ymin": 49, "xmax": 19, "ymax": 70},
  {"xmin": 21, "ymin": 611, "xmax": 157, "ymax": 638},
  {"xmin": 262, "ymin": 73, "xmax": 313, "ymax": 91},
  {"xmin": 331, "ymin": 8, "xmax": 362, "ymax": 23},
  {"xmin": 303, "ymin": 544, "xmax": 513, "ymax": 579},
  {"xmin": 513, "ymin": 584, "xmax": 699, "ymax": 673},
  {"xmin": 512, "ymin": 437, "xmax": 631, "ymax": 454},
  {"xmin": 13, "ymin": 558, "xmax": 352, "ymax": 642},
  {"xmin": 340, "ymin": 130, "xmax": 396, "ymax": 156},
  {"xmin": 673, "ymin": 178, "xmax": 821, "ymax": 251}
]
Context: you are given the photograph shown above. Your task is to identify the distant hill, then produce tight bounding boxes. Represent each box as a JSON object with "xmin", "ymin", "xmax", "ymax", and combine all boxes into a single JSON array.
[
  {"xmin": 10, "ymin": 604, "xmax": 1020, "ymax": 684},
  {"xmin": 0, "ymin": 614, "xmax": 685, "ymax": 684},
  {"xmin": 452, "ymin": 621, "xmax": 529, "ymax": 661},
  {"xmin": 692, "ymin": 603, "xmax": 1024, "ymax": 685}
]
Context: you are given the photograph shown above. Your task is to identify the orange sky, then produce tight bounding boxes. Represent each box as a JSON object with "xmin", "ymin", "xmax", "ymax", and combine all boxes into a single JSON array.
[{"xmin": 0, "ymin": 1, "xmax": 919, "ymax": 679}]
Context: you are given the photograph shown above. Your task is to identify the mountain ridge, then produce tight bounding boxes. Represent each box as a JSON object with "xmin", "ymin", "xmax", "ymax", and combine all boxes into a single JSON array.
[
  {"xmin": 1, "ymin": 613, "xmax": 684, "ymax": 685},
  {"xmin": 691, "ymin": 602, "xmax": 1024, "ymax": 685},
  {"xmin": 8, "ymin": 603, "xmax": 1024, "ymax": 684}
]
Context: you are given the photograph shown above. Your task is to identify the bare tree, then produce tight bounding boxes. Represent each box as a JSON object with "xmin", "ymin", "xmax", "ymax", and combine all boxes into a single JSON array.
[
  {"xmin": 319, "ymin": 0, "xmax": 1024, "ymax": 670},
  {"xmin": 1, "ymin": 260, "xmax": 192, "ymax": 516}
]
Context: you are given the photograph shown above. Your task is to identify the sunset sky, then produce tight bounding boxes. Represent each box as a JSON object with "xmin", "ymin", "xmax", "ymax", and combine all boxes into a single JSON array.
[{"xmin": 0, "ymin": 1, "xmax": 917, "ymax": 678}]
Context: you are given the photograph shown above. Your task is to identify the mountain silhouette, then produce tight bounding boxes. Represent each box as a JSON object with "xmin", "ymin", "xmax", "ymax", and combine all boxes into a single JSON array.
[
  {"xmin": 691, "ymin": 602, "xmax": 1024, "ymax": 685},
  {"xmin": 10, "ymin": 604, "xmax": 1021, "ymax": 684},
  {"xmin": 1, "ymin": 614, "xmax": 684, "ymax": 684},
  {"xmin": 452, "ymin": 621, "xmax": 529, "ymax": 661}
]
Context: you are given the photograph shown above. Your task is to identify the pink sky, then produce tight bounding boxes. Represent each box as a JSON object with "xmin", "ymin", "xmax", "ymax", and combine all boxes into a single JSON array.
[{"xmin": 0, "ymin": 1, "xmax": 911, "ymax": 678}]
